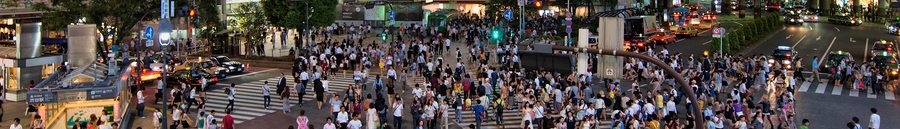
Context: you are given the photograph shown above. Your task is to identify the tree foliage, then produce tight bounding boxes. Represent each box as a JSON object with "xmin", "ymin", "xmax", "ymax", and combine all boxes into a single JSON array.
[
  {"xmin": 194, "ymin": 0, "xmax": 223, "ymax": 39},
  {"xmin": 261, "ymin": 0, "xmax": 337, "ymax": 29},
  {"xmin": 32, "ymin": 0, "xmax": 159, "ymax": 57},
  {"xmin": 232, "ymin": 3, "xmax": 266, "ymax": 56}
]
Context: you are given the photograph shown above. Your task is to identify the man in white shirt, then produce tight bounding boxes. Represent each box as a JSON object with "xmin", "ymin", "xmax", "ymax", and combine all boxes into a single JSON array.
[
  {"xmin": 337, "ymin": 107, "xmax": 350, "ymax": 128},
  {"xmin": 348, "ymin": 115, "xmax": 363, "ymax": 129},
  {"xmin": 871, "ymin": 108, "xmax": 881, "ymax": 129},
  {"xmin": 300, "ymin": 71, "xmax": 309, "ymax": 86},
  {"xmin": 393, "ymin": 99, "xmax": 404, "ymax": 129},
  {"xmin": 412, "ymin": 84, "xmax": 424, "ymax": 98}
]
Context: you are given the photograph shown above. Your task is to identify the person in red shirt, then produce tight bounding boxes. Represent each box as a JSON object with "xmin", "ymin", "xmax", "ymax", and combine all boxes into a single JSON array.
[{"xmin": 223, "ymin": 110, "xmax": 235, "ymax": 129}]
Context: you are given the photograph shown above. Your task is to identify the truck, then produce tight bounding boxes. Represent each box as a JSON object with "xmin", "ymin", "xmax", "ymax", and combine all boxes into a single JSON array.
[{"xmin": 624, "ymin": 16, "xmax": 660, "ymax": 40}]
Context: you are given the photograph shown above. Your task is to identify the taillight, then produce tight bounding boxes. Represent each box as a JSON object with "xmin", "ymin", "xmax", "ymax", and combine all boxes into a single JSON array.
[
  {"xmin": 889, "ymin": 47, "xmax": 892, "ymax": 51},
  {"xmin": 638, "ymin": 43, "xmax": 644, "ymax": 47},
  {"xmin": 892, "ymin": 60, "xmax": 896, "ymax": 64},
  {"xmin": 845, "ymin": 59, "xmax": 849, "ymax": 62},
  {"xmin": 212, "ymin": 78, "xmax": 218, "ymax": 82},
  {"xmin": 786, "ymin": 53, "xmax": 790, "ymax": 58},
  {"xmin": 625, "ymin": 42, "xmax": 631, "ymax": 46}
]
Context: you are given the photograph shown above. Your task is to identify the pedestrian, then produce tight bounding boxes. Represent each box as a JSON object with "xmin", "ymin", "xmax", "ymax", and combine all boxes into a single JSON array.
[
  {"xmin": 31, "ymin": 115, "xmax": 43, "ymax": 129},
  {"xmin": 137, "ymin": 88, "xmax": 146, "ymax": 118},
  {"xmin": 323, "ymin": 117, "xmax": 337, "ymax": 129},
  {"xmin": 263, "ymin": 81, "xmax": 272, "ymax": 110},
  {"xmin": 223, "ymin": 110, "xmax": 234, "ymax": 129},
  {"xmin": 870, "ymin": 108, "xmax": 880, "ymax": 129},
  {"xmin": 197, "ymin": 112, "xmax": 207, "ymax": 129},
  {"xmin": 296, "ymin": 80, "xmax": 306, "ymax": 105},
  {"xmin": 225, "ymin": 83, "xmax": 236, "ymax": 111},
  {"xmin": 811, "ymin": 56, "xmax": 820, "ymax": 82},
  {"xmin": 393, "ymin": 97, "xmax": 404, "ymax": 129},
  {"xmin": 283, "ymin": 84, "xmax": 292, "ymax": 114},
  {"xmin": 473, "ymin": 100, "xmax": 486, "ymax": 129},
  {"xmin": 10, "ymin": 118, "xmax": 21, "ymax": 129},
  {"xmin": 208, "ymin": 119, "xmax": 218, "ymax": 129},
  {"xmin": 296, "ymin": 110, "xmax": 308, "ymax": 129},
  {"xmin": 153, "ymin": 109, "xmax": 162, "ymax": 129}
]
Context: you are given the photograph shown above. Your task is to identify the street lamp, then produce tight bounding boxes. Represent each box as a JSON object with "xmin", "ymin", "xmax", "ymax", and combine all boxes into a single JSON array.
[{"xmin": 158, "ymin": 18, "xmax": 172, "ymax": 129}]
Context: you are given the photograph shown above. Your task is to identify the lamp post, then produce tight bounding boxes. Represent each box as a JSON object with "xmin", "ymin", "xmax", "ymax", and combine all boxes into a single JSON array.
[{"xmin": 158, "ymin": 19, "xmax": 173, "ymax": 129}]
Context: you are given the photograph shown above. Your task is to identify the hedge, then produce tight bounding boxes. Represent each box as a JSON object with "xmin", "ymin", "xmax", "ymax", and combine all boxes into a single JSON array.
[{"xmin": 710, "ymin": 13, "xmax": 782, "ymax": 54}]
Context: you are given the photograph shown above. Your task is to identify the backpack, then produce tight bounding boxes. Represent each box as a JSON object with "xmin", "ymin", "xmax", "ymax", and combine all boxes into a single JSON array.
[{"xmin": 477, "ymin": 85, "xmax": 486, "ymax": 96}]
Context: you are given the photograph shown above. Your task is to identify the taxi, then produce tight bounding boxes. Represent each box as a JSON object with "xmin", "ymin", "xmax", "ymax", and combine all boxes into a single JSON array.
[
  {"xmin": 674, "ymin": 26, "xmax": 699, "ymax": 38},
  {"xmin": 648, "ymin": 31, "xmax": 676, "ymax": 45}
]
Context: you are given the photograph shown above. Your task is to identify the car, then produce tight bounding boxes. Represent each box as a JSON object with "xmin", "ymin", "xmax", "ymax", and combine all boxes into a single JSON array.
[
  {"xmin": 870, "ymin": 53, "xmax": 900, "ymax": 78},
  {"xmin": 872, "ymin": 40, "xmax": 895, "ymax": 56},
  {"xmin": 800, "ymin": 13, "xmax": 819, "ymax": 22},
  {"xmin": 174, "ymin": 60, "xmax": 229, "ymax": 79},
  {"xmin": 153, "ymin": 53, "xmax": 185, "ymax": 66},
  {"xmin": 696, "ymin": 20, "xmax": 719, "ymax": 30},
  {"xmin": 765, "ymin": 2, "xmax": 781, "ymax": 11},
  {"xmin": 768, "ymin": 46, "xmax": 797, "ymax": 69},
  {"xmin": 701, "ymin": 14, "xmax": 717, "ymax": 21},
  {"xmin": 827, "ymin": 15, "xmax": 862, "ymax": 26},
  {"xmin": 624, "ymin": 38, "xmax": 653, "ymax": 52},
  {"xmin": 784, "ymin": 15, "xmax": 803, "ymax": 25},
  {"xmin": 674, "ymin": 26, "xmax": 698, "ymax": 38},
  {"xmin": 648, "ymin": 32, "xmax": 676, "ymax": 45},
  {"xmin": 885, "ymin": 19, "xmax": 900, "ymax": 28},
  {"xmin": 166, "ymin": 69, "xmax": 219, "ymax": 89},
  {"xmin": 208, "ymin": 56, "xmax": 246, "ymax": 74},
  {"xmin": 820, "ymin": 51, "xmax": 854, "ymax": 73},
  {"xmin": 888, "ymin": 23, "xmax": 900, "ymax": 35},
  {"xmin": 129, "ymin": 62, "xmax": 162, "ymax": 82}
]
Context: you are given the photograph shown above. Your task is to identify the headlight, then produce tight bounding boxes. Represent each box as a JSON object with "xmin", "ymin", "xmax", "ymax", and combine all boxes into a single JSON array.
[
  {"xmin": 892, "ymin": 71, "xmax": 897, "ymax": 75},
  {"xmin": 799, "ymin": 20, "xmax": 804, "ymax": 22},
  {"xmin": 852, "ymin": 21, "xmax": 856, "ymax": 23},
  {"xmin": 228, "ymin": 66, "xmax": 236, "ymax": 69},
  {"xmin": 784, "ymin": 60, "xmax": 791, "ymax": 65},
  {"xmin": 815, "ymin": 16, "xmax": 818, "ymax": 19},
  {"xmin": 768, "ymin": 59, "xmax": 775, "ymax": 63},
  {"xmin": 791, "ymin": 19, "xmax": 795, "ymax": 22}
]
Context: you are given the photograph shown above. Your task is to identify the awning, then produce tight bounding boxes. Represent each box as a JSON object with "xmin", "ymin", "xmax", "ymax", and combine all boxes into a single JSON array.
[{"xmin": 214, "ymin": 29, "xmax": 236, "ymax": 35}]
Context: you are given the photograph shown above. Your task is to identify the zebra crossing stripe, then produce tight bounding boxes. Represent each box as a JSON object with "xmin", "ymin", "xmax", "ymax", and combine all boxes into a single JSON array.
[
  {"xmin": 886, "ymin": 91, "xmax": 896, "ymax": 100},
  {"xmin": 867, "ymin": 89, "xmax": 878, "ymax": 98},
  {"xmin": 848, "ymin": 89, "xmax": 859, "ymax": 97},
  {"xmin": 831, "ymin": 85, "xmax": 842, "ymax": 95},
  {"xmin": 814, "ymin": 84, "xmax": 827, "ymax": 94},
  {"xmin": 798, "ymin": 82, "xmax": 811, "ymax": 92}
]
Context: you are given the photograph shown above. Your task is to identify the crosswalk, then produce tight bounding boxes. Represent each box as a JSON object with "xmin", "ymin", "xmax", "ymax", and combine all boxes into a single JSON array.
[
  {"xmin": 447, "ymin": 104, "xmax": 614, "ymax": 128},
  {"xmin": 202, "ymin": 72, "xmax": 399, "ymax": 124},
  {"xmin": 796, "ymin": 78, "xmax": 897, "ymax": 100}
]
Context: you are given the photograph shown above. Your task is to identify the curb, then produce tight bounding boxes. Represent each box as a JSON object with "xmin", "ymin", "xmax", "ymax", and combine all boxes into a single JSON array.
[{"xmin": 739, "ymin": 26, "xmax": 786, "ymax": 55}]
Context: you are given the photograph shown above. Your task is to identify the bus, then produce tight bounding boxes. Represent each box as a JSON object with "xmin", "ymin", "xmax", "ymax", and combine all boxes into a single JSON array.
[{"xmin": 426, "ymin": 9, "xmax": 457, "ymax": 35}]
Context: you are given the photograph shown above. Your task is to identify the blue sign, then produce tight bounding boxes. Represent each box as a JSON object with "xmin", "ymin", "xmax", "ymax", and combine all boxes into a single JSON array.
[
  {"xmin": 566, "ymin": 27, "xmax": 572, "ymax": 34},
  {"xmin": 504, "ymin": 10, "xmax": 513, "ymax": 20},
  {"xmin": 566, "ymin": 20, "xmax": 572, "ymax": 26},
  {"xmin": 389, "ymin": 10, "xmax": 395, "ymax": 20},
  {"xmin": 144, "ymin": 26, "xmax": 154, "ymax": 39}
]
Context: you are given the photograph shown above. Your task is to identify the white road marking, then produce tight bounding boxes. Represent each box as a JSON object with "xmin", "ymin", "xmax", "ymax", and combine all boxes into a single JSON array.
[
  {"xmin": 808, "ymin": 26, "xmax": 813, "ymax": 30},
  {"xmin": 675, "ymin": 39, "xmax": 686, "ymax": 43},
  {"xmin": 867, "ymin": 89, "xmax": 878, "ymax": 98},
  {"xmin": 815, "ymin": 83, "xmax": 827, "ymax": 93},
  {"xmin": 886, "ymin": 91, "xmax": 896, "ymax": 100},
  {"xmin": 849, "ymin": 89, "xmax": 859, "ymax": 97},
  {"xmin": 223, "ymin": 68, "xmax": 278, "ymax": 80},
  {"xmin": 817, "ymin": 37, "xmax": 838, "ymax": 68},
  {"xmin": 791, "ymin": 35, "xmax": 806, "ymax": 48},
  {"xmin": 798, "ymin": 81, "xmax": 812, "ymax": 92},
  {"xmin": 702, "ymin": 40, "xmax": 713, "ymax": 45},
  {"xmin": 835, "ymin": 27, "xmax": 840, "ymax": 31},
  {"xmin": 817, "ymin": 36, "xmax": 821, "ymax": 41},
  {"xmin": 850, "ymin": 38, "xmax": 856, "ymax": 43},
  {"xmin": 832, "ymin": 85, "xmax": 843, "ymax": 95},
  {"xmin": 786, "ymin": 35, "xmax": 793, "ymax": 39},
  {"xmin": 699, "ymin": 30, "xmax": 710, "ymax": 34}
]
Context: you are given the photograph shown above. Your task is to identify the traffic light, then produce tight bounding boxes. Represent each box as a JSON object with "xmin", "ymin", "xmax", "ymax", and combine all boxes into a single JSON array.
[
  {"xmin": 381, "ymin": 33, "xmax": 387, "ymax": 41},
  {"xmin": 534, "ymin": 1, "xmax": 542, "ymax": 7},
  {"xmin": 492, "ymin": 30, "xmax": 500, "ymax": 39},
  {"xmin": 190, "ymin": 9, "xmax": 196, "ymax": 17}
]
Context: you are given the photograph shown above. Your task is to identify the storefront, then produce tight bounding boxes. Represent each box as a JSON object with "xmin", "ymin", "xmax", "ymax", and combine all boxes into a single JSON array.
[
  {"xmin": 26, "ymin": 64, "xmax": 134, "ymax": 129},
  {"xmin": 3, "ymin": 23, "xmax": 66, "ymax": 102}
]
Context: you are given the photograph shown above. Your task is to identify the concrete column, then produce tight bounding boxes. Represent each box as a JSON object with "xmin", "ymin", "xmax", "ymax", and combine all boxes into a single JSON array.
[
  {"xmin": 853, "ymin": 0, "xmax": 861, "ymax": 16},
  {"xmin": 7, "ymin": 66, "xmax": 42, "ymax": 101},
  {"xmin": 822, "ymin": 0, "xmax": 831, "ymax": 15},
  {"xmin": 16, "ymin": 23, "xmax": 41, "ymax": 59},
  {"xmin": 878, "ymin": 0, "xmax": 888, "ymax": 19}
]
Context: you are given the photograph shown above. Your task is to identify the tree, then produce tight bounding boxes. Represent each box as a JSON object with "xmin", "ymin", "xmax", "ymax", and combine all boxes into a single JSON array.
[
  {"xmin": 261, "ymin": 0, "xmax": 337, "ymax": 29},
  {"xmin": 32, "ymin": 0, "xmax": 159, "ymax": 58},
  {"xmin": 232, "ymin": 3, "xmax": 266, "ymax": 56},
  {"xmin": 194, "ymin": 0, "xmax": 224, "ymax": 40}
]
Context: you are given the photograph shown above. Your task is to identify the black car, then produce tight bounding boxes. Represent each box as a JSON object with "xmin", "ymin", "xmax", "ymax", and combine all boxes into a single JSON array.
[
  {"xmin": 209, "ymin": 56, "xmax": 245, "ymax": 74},
  {"xmin": 888, "ymin": 23, "xmax": 900, "ymax": 35},
  {"xmin": 166, "ymin": 69, "xmax": 219, "ymax": 89},
  {"xmin": 827, "ymin": 15, "xmax": 862, "ymax": 26},
  {"xmin": 625, "ymin": 38, "xmax": 653, "ymax": 52},
  {"xmin": 784, "ymin": 15, "xmax": 803, "ymax": 25},
  {"xmin": 153, "ymin": 53, "xmax": 185, "ymax": 66},
  {"xmin": 768, "ymin": 46, "xmax": 797, "ymax": 69}
]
